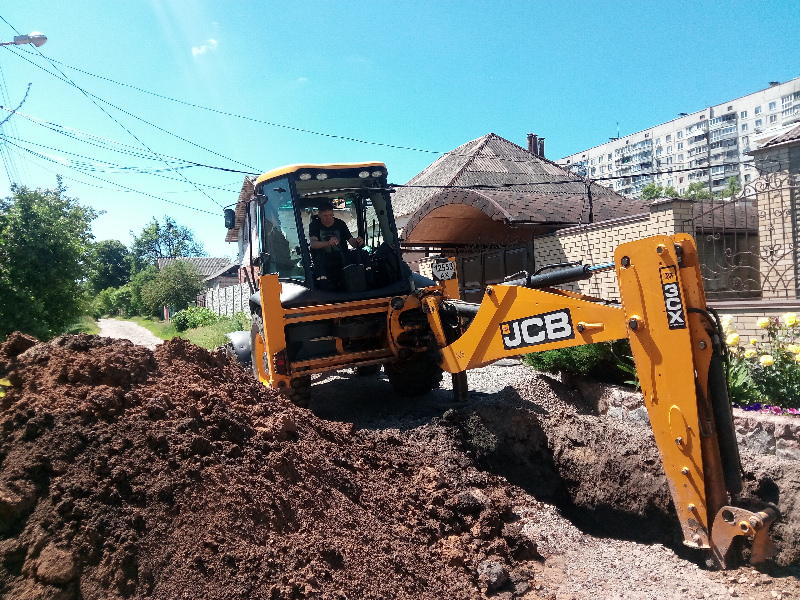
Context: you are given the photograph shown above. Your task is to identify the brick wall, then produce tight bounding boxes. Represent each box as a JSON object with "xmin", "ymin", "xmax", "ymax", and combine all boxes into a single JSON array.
[{"xmin": 532, "ymin": 199, "xmax": 694, "ymax": 301}]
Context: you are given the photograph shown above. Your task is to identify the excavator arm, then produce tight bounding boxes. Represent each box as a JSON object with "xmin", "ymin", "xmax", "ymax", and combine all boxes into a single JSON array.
[{"xmin": 426, "ymin": 234, "xmax": 778, "ymax": 568}]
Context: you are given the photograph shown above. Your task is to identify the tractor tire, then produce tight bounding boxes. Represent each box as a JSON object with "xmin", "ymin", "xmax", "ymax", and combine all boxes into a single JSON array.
[
  {"xmin": 355, "ymin": 364, "xmax": 382, "ymax": 376},
  {"xmin": 283, "ymin": 375, "xmax": 311, "ymax": 408},
  {"xmin": 384, "ymin": 354, "xmax": 443, "ymax": 396}
]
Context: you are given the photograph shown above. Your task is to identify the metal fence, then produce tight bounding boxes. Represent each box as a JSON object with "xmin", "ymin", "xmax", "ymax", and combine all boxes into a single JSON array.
[{"xmin": 685, "ymin": 172, "xmax": 799, "ymax": 300}]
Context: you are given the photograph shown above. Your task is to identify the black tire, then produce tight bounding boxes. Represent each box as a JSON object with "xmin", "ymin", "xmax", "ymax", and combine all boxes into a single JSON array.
[
  {"xmin": 355, "ymin": 364, "xmax": 382, "ymax": 376},
  {"xmin": 284, "ymin": 375, "xmax": 311, "ymax": 408},
  {"xmin": 384, "ymin": 354, "xmax": 443, "ymax": 396}
]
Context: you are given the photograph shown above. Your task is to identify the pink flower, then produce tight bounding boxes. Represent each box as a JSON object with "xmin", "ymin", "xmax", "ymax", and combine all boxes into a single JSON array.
[{"xmin": 771, "ymin": 406, "xmax": 783, "ymax": 415}]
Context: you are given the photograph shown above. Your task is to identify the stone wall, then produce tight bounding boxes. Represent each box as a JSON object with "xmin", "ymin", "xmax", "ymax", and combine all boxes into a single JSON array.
[{"xmin": 204, "ymin": 282, "xmax": 250, "ymax": 317}]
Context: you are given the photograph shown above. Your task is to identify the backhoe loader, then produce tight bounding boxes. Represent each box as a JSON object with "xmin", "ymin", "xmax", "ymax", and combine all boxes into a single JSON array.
[{"xmin": 224, "ymin": 161, "xmax": 778, "ymax": 569}]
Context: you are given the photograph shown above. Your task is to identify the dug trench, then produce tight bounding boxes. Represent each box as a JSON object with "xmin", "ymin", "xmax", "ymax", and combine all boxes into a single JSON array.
[{"xmin": 0, "ymin": 334, "xmax": 798, "ymax": 599}]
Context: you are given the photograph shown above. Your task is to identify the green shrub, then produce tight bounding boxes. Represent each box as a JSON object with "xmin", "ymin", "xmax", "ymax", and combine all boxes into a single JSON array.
[
  {"xmin": 172, "ymin": 306, "xmax": 220, "ymax": 332},
  {"xmin": 523, "ymin": 339, "xmax": 636, "ymax": 385}
]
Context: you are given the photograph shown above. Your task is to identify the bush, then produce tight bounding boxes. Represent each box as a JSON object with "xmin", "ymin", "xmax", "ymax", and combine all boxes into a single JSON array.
[
  {"xmin": 172, "ymin": 306, "xmax": 220, "ymax": 332},
  {"xmin": 523, "ymin": 339, "xmax": 636, "ymax": 385},
  {"xmin": 723, "ymin": 314, "xmax": 800, "ymax": 410}
]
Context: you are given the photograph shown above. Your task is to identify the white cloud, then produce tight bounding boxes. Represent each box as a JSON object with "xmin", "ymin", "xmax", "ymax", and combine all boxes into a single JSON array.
[
  {"xmin": 296, "ymin": 77, "xmax": 309, "ymax": 84},
  {"xmin": 192, "ymin": 39, "xmax": 218, "ymax": 57}
]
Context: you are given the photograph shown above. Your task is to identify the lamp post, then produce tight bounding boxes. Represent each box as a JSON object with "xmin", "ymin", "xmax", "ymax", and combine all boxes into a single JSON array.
[{"xmin": 0, "ymin": 32, "xmax": 47, "ymax": 48}]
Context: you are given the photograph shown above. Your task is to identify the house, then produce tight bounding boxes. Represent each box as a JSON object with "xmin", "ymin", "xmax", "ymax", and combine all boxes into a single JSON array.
[
  {"xmin": 393, "ymin": 132, "xmax": 646, "ymax": 301},
  {"xmin": 156, "ymin": 257, "xmax": 239, "ymax": 290}
]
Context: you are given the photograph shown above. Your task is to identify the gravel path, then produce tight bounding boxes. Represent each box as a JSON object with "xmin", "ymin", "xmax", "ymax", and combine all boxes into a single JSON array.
[
  {"xmin": 308, "ymin": 360, "xmax": 800, "ymax": 600},
  {"xmin": 96, "ymin": 318, "xmax": 163, "ymax": 350}
]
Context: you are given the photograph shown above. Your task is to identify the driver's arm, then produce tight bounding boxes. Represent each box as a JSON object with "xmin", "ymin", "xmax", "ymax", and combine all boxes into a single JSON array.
[
  {"xmin": 348, "ymin": 236, "xmax": 364, "ymax": 248},
  {"xmin": 310, "ymin": 235, "xmax": 338, "ymax": 249}
]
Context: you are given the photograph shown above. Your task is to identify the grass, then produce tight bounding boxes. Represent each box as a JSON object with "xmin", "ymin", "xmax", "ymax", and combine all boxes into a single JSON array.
[
  {"xmin": 64, "ymin": 315, "xmax": 101, "ymax": 336},
  {"xmin": 120, "ymin": 315, "xmax": 249, "ymax": 350},
  {"xmin": 124, "ymin": 316, "xmax": 178, "ymax": 340}
]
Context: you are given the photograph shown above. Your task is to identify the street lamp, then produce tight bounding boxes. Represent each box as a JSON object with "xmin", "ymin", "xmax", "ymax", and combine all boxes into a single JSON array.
[{"xmin": 0, "ymin": 32, "xmax": 47, "ymax": 47}]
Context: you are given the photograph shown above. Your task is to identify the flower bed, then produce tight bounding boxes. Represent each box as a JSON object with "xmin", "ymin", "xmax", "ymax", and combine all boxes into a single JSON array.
[{"xmin": 723, "ymin": 312, "xmax": 800, "ymax": 411}]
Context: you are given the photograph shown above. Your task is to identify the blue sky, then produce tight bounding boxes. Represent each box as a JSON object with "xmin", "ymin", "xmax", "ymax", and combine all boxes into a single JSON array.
[{"xmin": 0, "ymin": 0, "xmax": 798, "ymax": 259}]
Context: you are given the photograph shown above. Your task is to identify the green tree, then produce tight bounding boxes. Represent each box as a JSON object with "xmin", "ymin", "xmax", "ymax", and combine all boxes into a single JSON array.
[
  {"xmin": 140, "ymin": 260, "xmax": 205, "ymax": 314},
  {"xmin": 0, "ymin": 180, "xmax": 98, "ymax": 340},
  {"xmin": 664, "ymin": 185, "xmax": 678, "ymax": 197},
  {"xmin": 130, "ymin": 216, "xmax": 206, "ymax": 272},
  {"xmin": 723, "ymin": 176, "xmax": 742, "ymax": 199},
  {"xmin": 87, "ymin": 239, "xmax": 130, "ymax": 294},
  {"xmin": 683, "ymin": 181, "xmax": 713, "ymax": 200},
  {"xmin": 640, "ymin": 183, "xmax": 665, "ymax": 201}
]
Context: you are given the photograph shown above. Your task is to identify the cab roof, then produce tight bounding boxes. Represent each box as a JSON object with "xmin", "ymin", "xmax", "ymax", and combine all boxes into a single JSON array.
[{"xmin": 254, "ymin": 162, "xmax": 386, "ymax": 187}]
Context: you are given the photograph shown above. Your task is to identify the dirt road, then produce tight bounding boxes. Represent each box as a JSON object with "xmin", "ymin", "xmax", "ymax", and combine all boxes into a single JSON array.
[{"xmin": 97, "ymin": 318, "xmax": 163, "ymax": 350}]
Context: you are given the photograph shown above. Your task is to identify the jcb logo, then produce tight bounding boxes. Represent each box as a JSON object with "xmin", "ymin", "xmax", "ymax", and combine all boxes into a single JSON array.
[
  {"xmin": 500, "ymin": 309, "xmax": 575, "ymax": 350},
  {"xmin": 661, "ymin": 266, "xmax": 686, "ymax": 329}
]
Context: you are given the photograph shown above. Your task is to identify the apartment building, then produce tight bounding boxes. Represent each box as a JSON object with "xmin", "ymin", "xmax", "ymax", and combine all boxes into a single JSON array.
[{"xmin": 557, "ymin": 77, "xmax": 800, "ymax": 198}]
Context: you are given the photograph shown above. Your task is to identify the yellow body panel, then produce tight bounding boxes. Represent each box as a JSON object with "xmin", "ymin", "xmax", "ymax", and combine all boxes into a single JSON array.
[
  {"xmin": 254, "ymin": 162, "xmax": 386, "ymax": 186},
  {"xmin": 436, "ymin": 285, "xmax": 629, "ymax": 372}
]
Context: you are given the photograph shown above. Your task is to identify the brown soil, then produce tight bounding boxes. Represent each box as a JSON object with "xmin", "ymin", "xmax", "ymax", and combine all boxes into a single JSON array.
[
  {"xmin": 0, "ymin": 333, "xmax": 797, "ymax": 600},
  {"xmin": 0, "ymin": 334, "xmax": 541, "ymax": 599}
]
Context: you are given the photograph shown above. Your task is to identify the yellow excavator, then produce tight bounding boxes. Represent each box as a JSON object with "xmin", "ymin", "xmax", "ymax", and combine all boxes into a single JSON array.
[{"xmin": 224, "ymin": 161, "xmax": 778, "ymax": 569}]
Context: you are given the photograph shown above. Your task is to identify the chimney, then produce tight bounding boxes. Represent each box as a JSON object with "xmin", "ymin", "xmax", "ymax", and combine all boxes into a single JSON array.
[
  {"xmin": 538, "ymin": 137, "xmax": 545, "ymax": 158},
  {"xmin": 527, "ymin": 133, "xmax": 538, "ymax": 156}
]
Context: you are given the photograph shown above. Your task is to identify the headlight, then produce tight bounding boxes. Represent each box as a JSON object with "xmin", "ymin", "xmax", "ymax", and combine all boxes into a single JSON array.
[
  {"xmin": 358, "ymin": 171, "xmax": 370, "ymax": 178},
  {"xmin": 316, "ymin": 173, "xmax": 328, "ymax": 180},
  {"xmin": 371, "ymin": 170, "xmax": 383, "ymax": 178},
  {"xmin": 299, "ymin": 173, "xmax": 311, "ymax": 181}
]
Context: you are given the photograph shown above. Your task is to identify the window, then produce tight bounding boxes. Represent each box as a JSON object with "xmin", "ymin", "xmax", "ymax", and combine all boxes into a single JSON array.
[
  {"xmin": 598, "ymin": 155, "xmax": 603, "ymax": 162},
  {"xmin": 745, "ymin": 174, "xmax": 751, "ymax": 183},
  {"xmin": 678, "ymin": 154, "xmax": 684, "ymax": 162},
  {"xmin": 770, "ymin": 115, "xmax": 777, "ymax": 123},
  {"xmin": 667, "ymin": 146, "xmax": 672, "ymax": 153},
  {"xmin": 666, "ymin": 134, "xmax": 672, "ymax": 142},
  {"xmin": 677, "ymin": 142, "xmax": 683, "ymax": 150},
  {"xmin": 755, "ymin": 119, "xmax": 762, "ymax": 127},
  {"xmin": 679, "ymin": 177, "xmax": 684, "ymax": 184},
  {"xmin": 755, "ymin": 106, "xmax": 762, "ymax": 114},
  {"xmin": 655, "ymin": 138, "xmax": 660, "ymax": 145},
  {"xmin": 680, "ymin": 188, "xmax": 685, "ymax": 195},
  {"xmin": 677, "ymin": 131, "xmax": 683, "ymax": 139},
  {"xmin": 712, "ymin": 166, "xmax": 724, "ymax": 175},
  {"xmin": 590, "ymin": 159, "xmax": 595, "ymax": 165},
  {"xmin": 599, "ymin": 166, "xmax": 604, "ymax": 173},
  {"xmin": 741, "ymin": 123, "xmax": 748, "ymax": 132},
  {"xmin": 656, "ymin": 147, "xmax": 662, "ymax": 156},
  {"xmin": 769, "ymin": 101, "xmax": 777, "ymax": 110},
  {"xmin": 668, "ymin": 179, "xmax": 673, "ymax": 186},
  {"xmin": 740, "ymin": 110, "xmax": 747, "ymax": 118}
]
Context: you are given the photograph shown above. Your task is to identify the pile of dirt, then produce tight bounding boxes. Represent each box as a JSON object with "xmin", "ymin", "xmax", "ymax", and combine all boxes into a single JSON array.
[{"xmin": 0, "ymin": 333, "xmax": 542, "ymax": 599}]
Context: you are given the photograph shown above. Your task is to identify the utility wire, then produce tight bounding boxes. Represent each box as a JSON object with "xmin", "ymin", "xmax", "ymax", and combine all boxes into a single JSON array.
[
  {"xmin": 0, "ymin": 106, "xmax": 259, "ymax": 175},
  {"xmin": 0, "ymin": 17, "xmax": 235, "ymax": 210},
  {"xmin": 13, "ymin": 46, "xmax": 442, "ymax": 155},
  {"xmin": 3, "ymin": 138, "xmax": 219, "ymax": 215}
]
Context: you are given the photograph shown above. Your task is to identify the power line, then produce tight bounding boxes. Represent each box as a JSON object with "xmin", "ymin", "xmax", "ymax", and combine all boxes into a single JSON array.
[
  {"xmin": 14, "ymin": 46, "xmax": 443, "ymax": 155},
  {"xmin": 1, "ymin": 106, "xmax": 260, "ymax": 176},
  {"xmin": 3, "ymin": 138, "xmax": 220, "ymax": 215},
  {"xmin": 0, "ymin": 17, "xmax": 237, "ymax": 211}
]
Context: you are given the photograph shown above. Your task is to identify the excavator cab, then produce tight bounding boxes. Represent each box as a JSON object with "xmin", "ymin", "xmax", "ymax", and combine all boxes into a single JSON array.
[{"xmin": 248, "ymin": 163, "xmax": 419, "ymax": 309}]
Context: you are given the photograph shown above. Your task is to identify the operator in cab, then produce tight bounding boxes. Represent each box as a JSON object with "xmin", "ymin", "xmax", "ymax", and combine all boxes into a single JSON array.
[{"xmin": 309, "ymin": 201, "xmax": 364, "ymax": 290}]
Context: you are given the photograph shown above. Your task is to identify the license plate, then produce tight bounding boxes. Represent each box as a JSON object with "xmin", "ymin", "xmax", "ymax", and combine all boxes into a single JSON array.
[{"xmin": 431, "ymin": 261, "xmax": 456, "ymax": 281}]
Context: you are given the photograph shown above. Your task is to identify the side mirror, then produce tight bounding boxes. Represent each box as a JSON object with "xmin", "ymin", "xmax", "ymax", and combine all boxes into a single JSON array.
[{"xmin": 224, "ymin": 208, "xmax": 235, "ymax": 229}]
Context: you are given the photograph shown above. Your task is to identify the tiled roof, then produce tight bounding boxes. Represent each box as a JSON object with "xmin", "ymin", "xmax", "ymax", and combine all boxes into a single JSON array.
[
  {"xmin": 225, "ymin": 176, "xmax": 256, "ymax": 243},
  {"xmin": 156, "ymin": 257, "xmax": 238, "ymax": 281},
  {"xmin": 404, "ymin": 187, "xmax": 648, "ymax": 239},
  {"xmin": 392, "ymin": 133, "xmax": 625, "ymax": 218},
  {"xmin": 757, "ymin": 123, "xmax": 800, "ymax": 149},
  {"xmin": 692, "ymin": 201, "xmax": 758, "ymax": 232}
]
